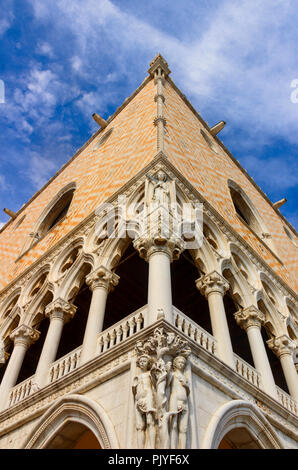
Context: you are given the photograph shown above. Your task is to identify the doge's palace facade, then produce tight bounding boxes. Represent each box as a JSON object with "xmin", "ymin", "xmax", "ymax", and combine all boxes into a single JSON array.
[{"xmin": 0, "ymin": 55, "xmax": 297, "ymax": 449}]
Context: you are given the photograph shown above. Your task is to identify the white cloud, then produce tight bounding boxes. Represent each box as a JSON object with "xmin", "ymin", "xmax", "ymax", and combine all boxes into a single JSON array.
[
  {"xmin": 242, "ymin": 155, "xmax": 298, "ymax": 191},
  {"xmin": 25, "ymin": 152, "xmax": 57, "ymax": 189},
  {"xmin": 0, "ymin": 3, "xmax": 14, "ymax": 37},
  {"xmin": 36, "ymin": 42, "xmax": 54, "ymax": 58}
]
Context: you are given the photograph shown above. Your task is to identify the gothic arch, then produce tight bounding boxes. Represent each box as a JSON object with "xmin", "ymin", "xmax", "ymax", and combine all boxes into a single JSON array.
[
  {"xmin": 228, "ymin": 243, "xmax": 258, "ymax": 289},
  {"xmin": 0, "ymin": 288, "xmax": 21, "ymax": 320},
  {"xmin": 24, "ymin": 394, "xmax": 119, "ymax": 449},
  {"xmin": 49, "ymin": 237, "xmax": 84, "ymax": 283},
  {"xmin": 227, "ymin": 180, "xmax": 277, "ymax": 255},
  {"xmin": 201, "ymin": 400, "xmax": 284, "ymax": 449},
  {"xmin": 20, "ymin": 264, "xmax": 51, "ymax": 308},
  {"xmin": 56, "ymin": 254, "xmax": 94, "ymax": 301},
  {"xmin": 20, "ymin": 182, "xmax": 77, "ymax": 256}
]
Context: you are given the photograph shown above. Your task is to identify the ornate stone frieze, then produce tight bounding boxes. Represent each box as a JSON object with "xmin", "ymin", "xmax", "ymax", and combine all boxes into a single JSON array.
[
  {"xmin": 132, "ymin": 327, "xmax": 191, "ymax": 449},
  {"xmin": 86, "ymin": 266, "xmax": 119, "ymax": 292},
  {"xmin": 196, "ymin": 270, "xmax": 229, "ymax": 297},
  {"xmin": 234, "ymin": 306, "xmax": 265, "ymax": 330}
]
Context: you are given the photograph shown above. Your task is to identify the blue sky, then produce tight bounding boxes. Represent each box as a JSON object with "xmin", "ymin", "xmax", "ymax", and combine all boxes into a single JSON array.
[{"xmin": 0, "ymin": 0, "xmax": 297, "ymax": 230}]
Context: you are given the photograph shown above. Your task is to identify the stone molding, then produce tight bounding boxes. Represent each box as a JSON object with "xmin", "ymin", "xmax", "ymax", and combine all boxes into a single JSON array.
[
  {"xmin": 196, "ymin": 270, "xmax": 229, "ymax": 297},
  {"xmin": 45, "ymin": 298, "xmax": 77, "ymax": 323},
  {"xmin": 267, "ymin": 335, "xmax": 296, "ymax": 358},
  {"xmin": 10, "ymin": 324, "xmax": 40, "ymax": 348},
  {"xmin": 234, "ymin": 305, "xmax": 265, "ymax": 330},
  {"xmin": 86, "ymin": 266, "xmax": 119, "ymax": 292}
]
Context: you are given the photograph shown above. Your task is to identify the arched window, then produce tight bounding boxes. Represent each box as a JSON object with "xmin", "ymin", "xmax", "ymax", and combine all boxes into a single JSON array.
[
  {"xmin": 37, "ymin": 186, "xmax": 75, "ymax": 239},
  {"xmin": 227, "ymin": 181, "xmax": 277, "ymax": 255},
  {"xmin": 19, "ymin": 184, "xmax": 76, "ymax": 257}
]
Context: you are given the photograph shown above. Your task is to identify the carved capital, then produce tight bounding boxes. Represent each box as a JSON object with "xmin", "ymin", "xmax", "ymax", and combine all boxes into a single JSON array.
[
  {"xmin": 10, "ymin": 324, "xmax": 40, "ymax": 348},
  {"xmin": 45, "ymin": 298, "xmax": 77, "ymax": 323},
  {"xmin": 234, "ymin": 306, "xmax": 265, "ymax": 330},
  {"xmin": 86, "ymin": 266, "xmax": 119, "ymax": 292},
  {"xmin": 196, "ymin": 271, "xmax": 229, "ymax": 297},
  {"xmin": 133, "ymin": 235, "xmax": 184, "ymax": 262},
  {"xmin": 267, "ymin": 335, "xmax": 296, "ymax": 358}
]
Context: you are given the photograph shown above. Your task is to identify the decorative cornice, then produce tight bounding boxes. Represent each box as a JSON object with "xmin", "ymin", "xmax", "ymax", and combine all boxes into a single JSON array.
[
  {"xmin": 234, "ymin": 305, "xmax": 265, "ymax": 330},
  {"xmin": 196, "ymin": 271, "xmax": 229, "ymax": 297}
]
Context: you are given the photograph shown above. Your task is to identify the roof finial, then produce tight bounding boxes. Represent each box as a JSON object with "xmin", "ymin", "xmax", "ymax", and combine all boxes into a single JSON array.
[{"xmin": 148, "ymin": 53, "xmax": 171, "ymax": 79}]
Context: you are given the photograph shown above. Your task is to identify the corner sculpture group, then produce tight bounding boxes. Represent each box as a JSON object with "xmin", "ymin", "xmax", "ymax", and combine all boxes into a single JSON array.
[{"xmin": 132, "ymin": 327, "xmax": 191, "ymax": 449}]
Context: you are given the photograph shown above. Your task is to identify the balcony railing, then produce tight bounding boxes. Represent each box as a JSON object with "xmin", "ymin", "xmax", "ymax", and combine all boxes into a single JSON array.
[
  {"xmin": 234, "ymin": 353, "xmax": 262, "ymax": 389},
  {"xmin": 49, "ymin": 346, "xmax": 81, "ymax": 384},
  {"xmin": 9, "ymin": 376, "xmax": 36, "ymax": 407},
  {"xmin": 173, "ymin": 307, "xmax": 217, "ymax": 355},
  {"xmin": 4, "ymin": 305, "xmax": 298, "ymax": 420},
  {"xmin": 276, "ymin": 386, "xmax": 297, "ymax": 415},
  {"xmin": 96, "ymin": 306, "xmax": 146, "ymax": 355}
]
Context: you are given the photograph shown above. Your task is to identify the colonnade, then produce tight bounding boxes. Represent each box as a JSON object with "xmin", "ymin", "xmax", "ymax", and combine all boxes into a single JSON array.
[{"xmin": 0, "ymin": 236, "xmax": 297, "ymax": 411}]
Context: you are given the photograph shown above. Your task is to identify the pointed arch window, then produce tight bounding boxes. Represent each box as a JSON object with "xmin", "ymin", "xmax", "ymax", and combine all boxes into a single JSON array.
[
  {"xmin": 227, "ymin": 180, "xmax": 278, "ymax": 256},
  {"xmin": 37, "ymin": 186, "xmax": 75, "ymax": 239}
]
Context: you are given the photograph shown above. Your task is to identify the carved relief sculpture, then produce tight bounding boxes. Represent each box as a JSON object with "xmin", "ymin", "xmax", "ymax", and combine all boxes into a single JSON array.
[
  {"xmin": 132, "ymin": 354, "xmax": 156, "ymax": 449},
  {"xmin": 133, "ymin": 328, "xmax": 191, "ymax": 449}
]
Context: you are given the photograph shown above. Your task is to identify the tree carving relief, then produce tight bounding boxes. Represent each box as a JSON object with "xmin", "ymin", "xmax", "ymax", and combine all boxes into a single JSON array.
[{"xmin": 132, "ymin": 328, "xmax": 191, "ymax": 449}]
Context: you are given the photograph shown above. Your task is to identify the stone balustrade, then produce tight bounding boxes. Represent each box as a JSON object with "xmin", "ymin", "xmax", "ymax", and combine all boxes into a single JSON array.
[
  {"xmin": 234, "ymin": 353, "xmax": 262, "ymax": 389},
  {"xmin": 276, "ymin": 386, "xmax": 298, "ymax": 415},
  {"xmin": 173, "ymin": 307, "xmax": 217, "ymax": 355},
  {"xmin": 96, "ymin": 306, "xmax": 146, "ymax": 355},
  {"xmin": 49, "ymin": 347, "xmax": 81, "ymax": 383},
  {"xmin": 9, "ymin": 377, "xmax": 36, "ymax": 407}
]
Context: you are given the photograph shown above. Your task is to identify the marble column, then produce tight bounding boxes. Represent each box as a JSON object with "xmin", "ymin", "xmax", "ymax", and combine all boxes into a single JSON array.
[
  {"xmin": 234, "ymin": 306, "xmax": 278, "ymax": 399},
  {"xmin": 80, "ymin": 266, "xmax": 119, "ymax": 365},
  {"xmin": 34, "ymin": 298, "xmax": 77, "ymax": 388},
  {"xmin": 267, "ymin": 334, "xmax": 298, "ymax": 402},
  {"xmin": 0, "ymin": 325, "xmax": 39, "ymax": 410},
  {"xmin": 134, "ymin": 236, "xmax": 184, "ymax": 324},
  {"xmin": 196, "ymin": 271, "xmax": 235, "ymax": 369}
]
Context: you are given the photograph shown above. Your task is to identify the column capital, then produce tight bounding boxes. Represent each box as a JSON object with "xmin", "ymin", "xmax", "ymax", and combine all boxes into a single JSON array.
[
  {"xmin": 133, "ymin": 235, "xmax": 184, "ymax": 262},
  {"xmin": 267, "ymin": 335, "xmax": 296, "ymax": 358},
  {"xmin": 10, "ymin": 324, "xmax": 40, "ymax": 348},
  {"xmin": 86, "ymin": 266, "xmax": 119, "ymax": 292},
  {"xmin": 196, "ymin": 271, "xmax": 229, "ymax": 297},
  {"xmin": 45, "ymin": 298, "xmax": 77, "ymax": 323},
  {"xmin": 234, "ymin": 306, "xmax": 265, "ymax": 330}
]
